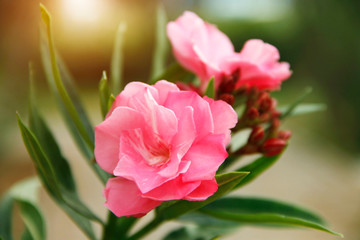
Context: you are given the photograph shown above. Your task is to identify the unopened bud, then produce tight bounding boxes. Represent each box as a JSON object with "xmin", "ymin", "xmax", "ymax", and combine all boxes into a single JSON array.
[
  {"xmin": 249, "ymin": 126, "xmax": 265, "ymax": 144},
  {"xmin": 247, "ymin": 107, "xmax": 259, "ymax": 120},
  {"xmin": 219, "ymin": 93, "xmax": 235, "ymax": 105},
  {"xmin": 262, "ymin": 138, "xmax": 286, "ymax": 157},
  {"xmin": 277, "ymin": 131, "xmax": 292, "ymax": 141}
]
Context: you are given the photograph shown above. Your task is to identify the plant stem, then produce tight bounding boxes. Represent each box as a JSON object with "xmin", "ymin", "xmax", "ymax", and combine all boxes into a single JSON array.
[
  {"xmin": 127, "ymin": 217, "xmax": 163, "ymax": 240},
  {"xmin": 102, "ymin": 212, "xmax": 138, "ymax": 240}
]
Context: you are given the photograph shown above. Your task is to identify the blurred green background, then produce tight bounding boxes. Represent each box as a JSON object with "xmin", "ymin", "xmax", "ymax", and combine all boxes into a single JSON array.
[{"xmin": 0, "ymin": 0, "xmax": 359, "ymax": 239}]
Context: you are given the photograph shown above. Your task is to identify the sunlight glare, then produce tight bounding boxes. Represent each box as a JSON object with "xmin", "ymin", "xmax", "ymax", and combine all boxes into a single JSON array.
[{"xmin": 63, "ymin": 0, "xmax": 102, "ymax": 23}]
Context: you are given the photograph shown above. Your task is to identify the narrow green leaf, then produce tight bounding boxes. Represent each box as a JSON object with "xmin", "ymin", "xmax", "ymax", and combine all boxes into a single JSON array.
[
  {"xmin": 0, "ymin": 194, "xmax": 14, "ymax": 240},
  {"xmin": 157, "ymin": 172, "xmax": 249, "ymax": 220},
  {"xmin": 17, "ymin": 114, "xmax": 100, "ymax": 238},
  {"xmin": 280, "ymin": 87, "xmax": 313, "ymax": 120},
  {"xmin": 234, "ymin": 150, "xmax": 285, "ymax": 189},
  {"xmin": 163, "ymin": 225, "xmax": 224, "ymax": 240},
  {"xmin": 99, "ymin": 71, "xmax": 111, "ymax": 119},
  {"xmin": 111, "ymin": 22, "xmax": 126, "ymax": 94},
  {"xmin": 204, "ymin": 77, "xmax": 215, "ymax": 99},
  {"xmin": 3, "ymin": 178, "xmax": 46, "ymax": 240},
  {"xmin": 21, "ymin": 228, "xmax": 33, "ymax": 240},
  {"xmin": 107, "ymin": 94, "xmax": 116, "ymax": 112},
  {"xmin": 150, "ymin": 3, "xmax": 169, "ymax": 79},
  {"xmin": 279, "ymin": 103, "xmax": 326, "ymax": 118},
  {"xmin": 203, "ymin": 197, "xmax": 325, "ymax": 225},
  {"xmin": 38, "ymin": 41, "xmax": 109, "ymax": 183},
  {"xmin": 150, "ymin": 62, "xmax": 194, "ymax": 84},
  {"xmin": 39, "ymin": 4, "xmax": 94, "ymax": 151},
  {"xmin": 199, "ymin": 209, "xmax": 343, "ymax": 237}
]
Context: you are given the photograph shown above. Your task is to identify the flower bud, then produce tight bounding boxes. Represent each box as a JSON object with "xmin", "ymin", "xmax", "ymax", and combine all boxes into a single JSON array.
[
  {"xmin": 219, "ymin": 93, "xmax": 235, "ymax": 105},
  {"xmin": 249, "ymin": 126, "xmax": 265, "ymax": 144},
  {"xmin": 262, "ymin": 138, "xmax": 286, "ymax": 157},
  {"xmin": 247, "ymin": 107, "xmax": 259, "ymax": 120},
  {"xmin": 277, "ymin": 131, "xmax": 292, "ymax": 141}
]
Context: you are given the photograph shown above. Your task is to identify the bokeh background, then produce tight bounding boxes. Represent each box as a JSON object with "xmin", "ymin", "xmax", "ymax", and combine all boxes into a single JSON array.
[{"xmin": 1, "ymin": 0, "xmax": 359, "ymax": 239}]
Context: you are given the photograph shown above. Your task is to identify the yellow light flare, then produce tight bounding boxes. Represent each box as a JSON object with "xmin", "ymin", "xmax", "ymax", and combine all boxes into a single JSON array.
[{"xmin": 63, "ymin": 0, "xmax": 103, "ymax": 24}]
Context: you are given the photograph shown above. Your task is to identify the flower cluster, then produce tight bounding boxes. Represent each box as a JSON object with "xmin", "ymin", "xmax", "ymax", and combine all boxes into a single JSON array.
[{"xmin": 95, "ymin": 11, "xmax": 292, "ymax": 217}]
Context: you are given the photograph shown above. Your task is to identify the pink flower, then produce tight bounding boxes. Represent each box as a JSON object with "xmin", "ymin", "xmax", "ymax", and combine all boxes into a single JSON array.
[
  {"xmin": 95, "ymin": 80, "xmax": 237, "ymax": 217},
  {"xmin": 167, "ymin": 11, "xmax": 291, "ymax": 92}
]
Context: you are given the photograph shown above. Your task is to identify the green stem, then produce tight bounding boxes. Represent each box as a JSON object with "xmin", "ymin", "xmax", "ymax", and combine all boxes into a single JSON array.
[
  {"xmin": 102, "ymin": 212, "xmax": 138, "ymax": 240},
  {"xmin": 127, "ymin": 218, "xmax": 163, "ymax": 240}
]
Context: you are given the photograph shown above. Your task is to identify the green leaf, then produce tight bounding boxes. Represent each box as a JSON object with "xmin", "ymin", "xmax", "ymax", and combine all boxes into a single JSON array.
[
  {"xmin": 204, "ymin": 77, "xmax": 215, "ymax": 99},
  {"xmin": 157, "ymin": 172, "xmax": 249, "ymax": 220},
  {"xmin": 17, "ymin": 114, "xmax": 98, "ymax": 239},
  {"xmin": 99, "ymin": 71, "xmax": 111, "ymax": 119},
  {"xmin": 150, "ymin": 3, "xmax": 169, "ymax": 79},
  {"xmin": 107, "ymin": 94, "xmax": 116, "ymax": 111},
  {"xmin": 149, "ymin": 62, "xmax": 194, "ymax": 84},
  {"xmin": 39, "ymin": 4, "xmax": 94, "ymax": 151},
  {"xmin": 200, "ymin": 197, "xmax": 343, "ymax": 237},
  {"xmin": 0, "ymin": 194, "xmax": 14, "ymax": 240},
  {"xmin": 234, "ymin": 150, "xmax": 284, "ymax": 189},
  {"xmin": 279, "ymin": 87, "xmax": 313, "ymax": 120},
  {"xmin": 163, "ymin": 225, "xmax": 224, "ymax": 240},
  {"xmin": 202, "ymin": 197, "xmax": 324, "ymax": 225},
  {"xmin": 38, "ymin": 35, "xmax": 109, "ymax": 183},
  {"xmin": 111, "ymin": 22, "xmax": 126, "ymax": 94},
  {"xmin": 0, "ymin": 178, "xmax": 46, "ymax": 240},
  {"xmin": 278, "ymin": 103, "xmax": 326, "ymax": 118}
]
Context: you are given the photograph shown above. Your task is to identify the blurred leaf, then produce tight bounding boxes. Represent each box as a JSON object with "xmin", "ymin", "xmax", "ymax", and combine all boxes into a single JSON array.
[
  {"xmin": 0, "ymin": 194, "xmax": 14, "ymax": 240},
  {"xmin": 200, "ymin": 197, "xmax": 342, "ymax": 237},
  {"xmin": 163, "ymin": 225, "xmax": 224, "ymax": 240},
  {"xmin": 21, "ymin": 228, "xmax": 33, "ymax": 240},
  {"xmin": 39, "ymin": 4, "xmax": 94, "ymax": 151},
  {"xmin": 150, "ymin": 62, "xmax": 194, "ymax": 84},
  {"xmin": 230, "ymin": 128, "xmax": 251, "ymax": 152},
  {"xmin": 111, "ymin": 22, "xmax": 127, "ymax": 94},
  {"xmin": 204, "ymin": 77, "xmax": 215, "ymax": 99},
  {"xmin": 0, "ymin": 178, "xmax": 46, "ymax": 240},
  {"xmin": 99, "ymin": 71, "xmax": 111, "ymax": 119},
  {"xmin": 150, "ymin": 3, "xmax": 169, "ymax": 79},
  {"xmin": 17, "ymin": 114, "xmax": 98, "ymax": 239},
  {"xmin": 279, "ymin": 87, "xmax": 313, "ymax": 120},
  {"xmin": 234, "ymin": 150, "xmax": 285, "ymax": 189},
  {"xmin": 279, "ymin": 103, "xmax": 326, "ymax": 118},
  {"xmin": 39, "ymin": 8, "xmax": 109, "ymax": 183},
  {"xmin": 108, "ymin": 94, "xmax": 116, "ymax": 111},
  {"xmin": 157, "ymin": 172, "xmax": 249, "ymax": 220}
]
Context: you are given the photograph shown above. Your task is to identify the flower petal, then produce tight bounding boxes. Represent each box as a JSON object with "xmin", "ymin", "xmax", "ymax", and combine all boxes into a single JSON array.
[
  {"xmin": 104, "ymin": 177, "xmax": 162, "ymax": 217},
  {"xmin": 142, "ymin": 174, "xmax": 200, "ymax": 201},
  {"xmin": 164, "ymin": 91, "xmax": 214, "ymax": 140},
  {"xmin": 182, "ymin": 134, "xmax": 227, "ymax": 182},
  {"xmin": 204, "ymin": 96, "xmax": 238, "ymax": 145},
  {"xmin": 94, "ymin": 107, "xmax": 145, "ymax": 173},
  {"xmin": 184, "ymin": 179, "xmax": 218, "ymax": 201},
  {"xmin": 153, "ymin": 80, "xmax": 179, "ymax": 105}
]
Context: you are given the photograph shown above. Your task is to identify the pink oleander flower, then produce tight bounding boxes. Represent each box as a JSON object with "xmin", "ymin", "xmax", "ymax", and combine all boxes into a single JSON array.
[
  {"xmin": 167, "ymin": 11, "xmax": 291, "ymax": 92},
  {"xmin": 95, "ymin": 80, "xmax": 237, "ymax": 217}
]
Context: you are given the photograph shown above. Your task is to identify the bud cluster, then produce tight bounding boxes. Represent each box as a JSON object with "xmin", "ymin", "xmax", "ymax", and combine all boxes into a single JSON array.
[{"xmin": 234, "ymin": 87, "xmax": 291, "ymax": 157}]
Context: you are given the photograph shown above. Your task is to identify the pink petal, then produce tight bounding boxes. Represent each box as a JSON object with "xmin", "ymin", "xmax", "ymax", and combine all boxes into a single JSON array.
[
  {"xmin": 104, "ymin": 177, "xmax": 162, "ymax": 217},
  {"xmin": 167, "ymin": 11, "xmax": 234, "ymax": 84},
  {"xmin": 164, "ymin": 91, "xmax": 214, "ymax": 140},
  {"xmin": 182, "ymin": 134, "xmax": 228, "ymax": 182},
  {"xmin": 204, "ymin": 97, "xmax": 238, "ymax": 145},
  {"xmin": 142, "ymin": 175, "xmax": 200, "ymax": 201},
  {"xmin": 184, "ymin": 179, "xmax": 218, "ymax": 201},
  {"xmin": 94, "ymin": 107, "xmax": 145, "ymax": 173},
  {"xmin": 106, "ymin": 82, "xmax": 159, "ymax": 118},
  {"xmin": 153, "ymin": 80, "xmax": 179, "ymax": 105}
]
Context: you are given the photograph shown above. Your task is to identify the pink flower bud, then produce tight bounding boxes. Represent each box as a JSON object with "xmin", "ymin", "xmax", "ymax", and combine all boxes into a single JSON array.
[{"xmin": 278, "ymin": 131, "xmax": 292, "ymax": 141}]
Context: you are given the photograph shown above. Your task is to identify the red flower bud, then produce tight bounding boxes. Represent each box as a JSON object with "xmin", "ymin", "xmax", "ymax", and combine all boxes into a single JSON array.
[
  {"xmin": 277, "ymin": 131, "xmax": 292, "ymax": 141},
  {"xmin": 262, "ymin": 138, "xmax": 286, "ymax": 157},
  {"xmin": 219, "ymin": 93, "xmax": 235, "ymax": 105},
  {"xmin": 247, "ymin": 107, "xmax": 259, "ymax": 120},
  {"xmin": 249, "ymin": 126, "xmax": 265, "ymax": 144}
]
